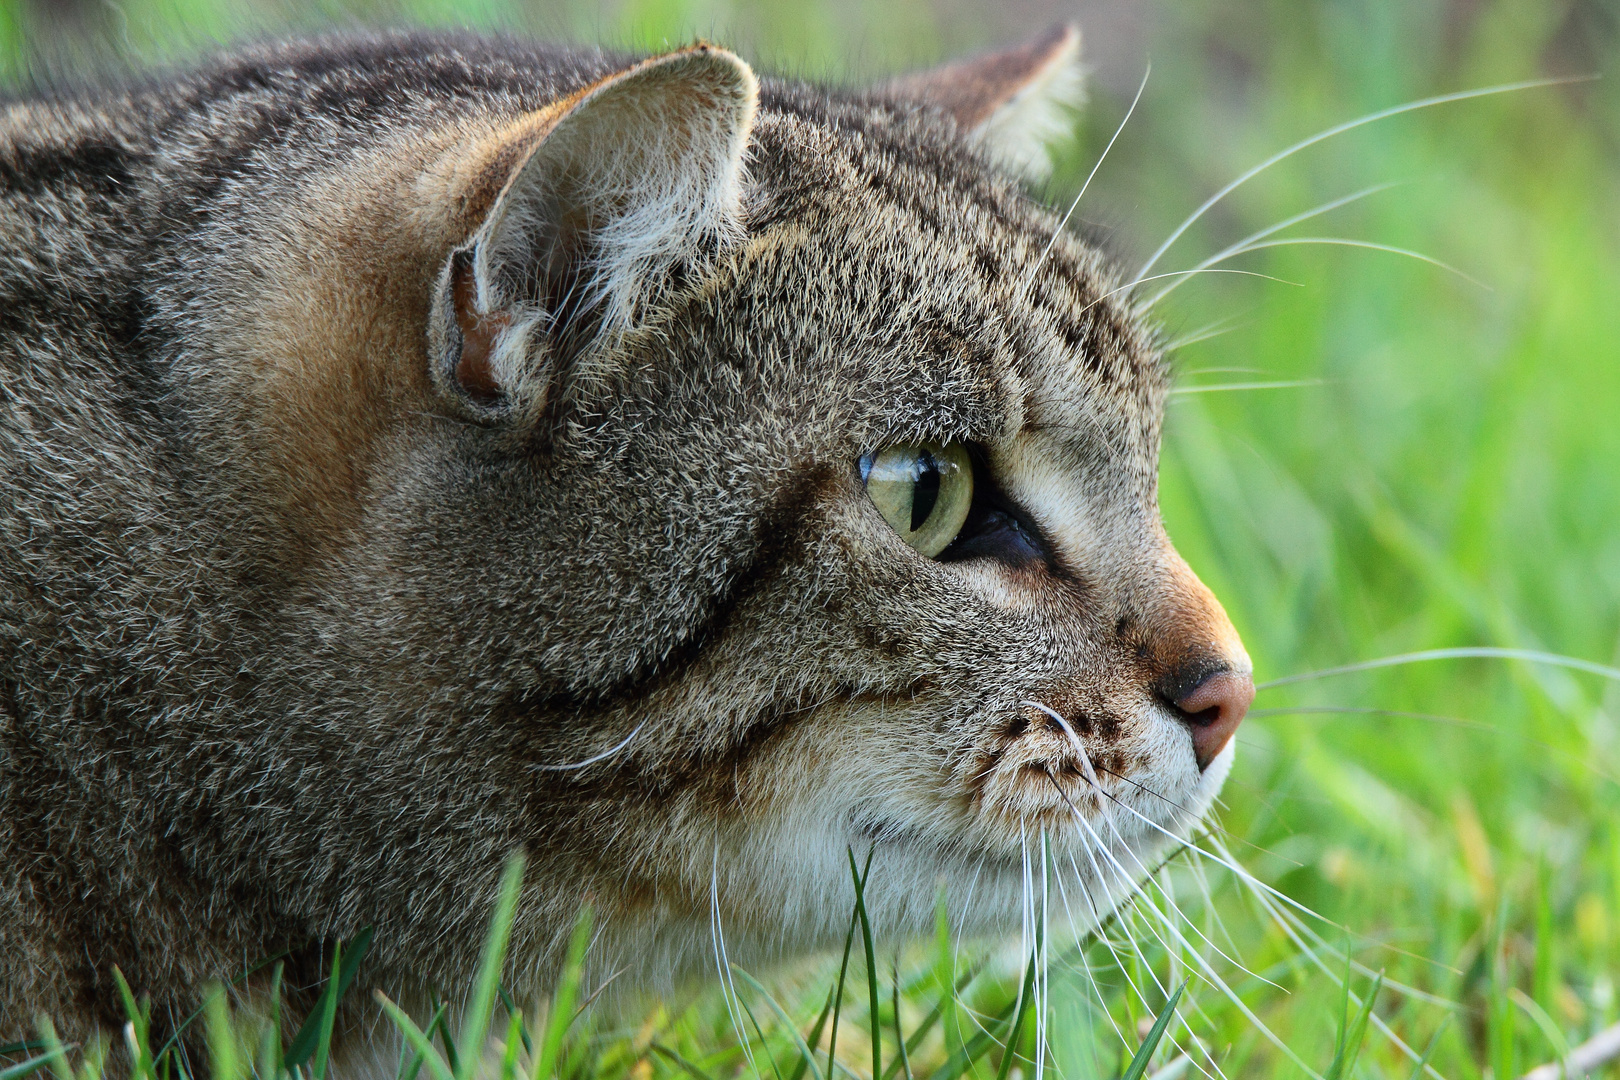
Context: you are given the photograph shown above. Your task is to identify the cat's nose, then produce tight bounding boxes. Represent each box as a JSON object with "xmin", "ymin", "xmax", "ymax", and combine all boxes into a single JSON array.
[{"xmin": 1171, "ymin": 668, "xmax": 1253, "ymax": 771}]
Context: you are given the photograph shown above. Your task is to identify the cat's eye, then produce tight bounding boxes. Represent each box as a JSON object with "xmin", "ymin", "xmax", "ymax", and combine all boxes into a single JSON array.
[{"xmin": 864, "ymin": 441, "xmax": 974, "ymax": 558}]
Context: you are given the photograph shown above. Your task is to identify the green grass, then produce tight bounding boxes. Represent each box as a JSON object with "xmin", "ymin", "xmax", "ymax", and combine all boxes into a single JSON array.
[{"xmin": 3, "ymin": 0, "xmax": 1619, "ymax": 1077}]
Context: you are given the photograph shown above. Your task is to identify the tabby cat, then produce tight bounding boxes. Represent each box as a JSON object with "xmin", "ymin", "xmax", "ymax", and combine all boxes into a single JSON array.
[{"xmin": 0, "ymin": 24, "xmax": 1253, "ymax": 1065}]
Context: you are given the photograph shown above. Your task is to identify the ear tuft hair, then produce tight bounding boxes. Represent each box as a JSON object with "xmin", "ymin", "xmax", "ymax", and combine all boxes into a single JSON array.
[
  {"xmin": 888, "ymin": 25, "xmax": 1085, "ymax": 182},
  {"xmin": 431, "ymin": 45, "xmax": 758, "ymax": 418}
]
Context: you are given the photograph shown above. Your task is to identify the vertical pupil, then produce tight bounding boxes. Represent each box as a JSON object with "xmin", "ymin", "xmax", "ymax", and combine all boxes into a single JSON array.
[{"xmin": 911, "ymin": 448, "xmax": 940, "ymax": 532}]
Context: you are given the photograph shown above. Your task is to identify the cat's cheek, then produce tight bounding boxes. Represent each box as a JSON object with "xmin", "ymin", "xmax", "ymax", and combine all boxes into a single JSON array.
[{"xmin": 1192, "ymin": 737, "xmax": 1237, "ymax": 805}]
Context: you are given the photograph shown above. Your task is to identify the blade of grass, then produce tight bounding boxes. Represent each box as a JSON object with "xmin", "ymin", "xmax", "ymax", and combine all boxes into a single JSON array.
[
  {"xmin": 785, "ymin": 984, "xmax": 836, "ymax": 1080},
  {"xmin": 1325, "ymin": 968, "xmax": 1383, "ymax": 1080},
  {"xmin": 732, "ymin": 979, "xmax": 787, "ymax": 1080},
  {"xmin": 0, "ymin": 1052, "xmax": 65, "ymax": 1080},
  {"xmin": 891, "ymin": 961, "xmax": 912, "ymax": 1080},
  {"xmin": 0, "ymin": 1046, "xmax": 46, "ymax": 1060},
  {"xmin": 826, "ymin": 852, "xmax": 871, "ymax": 1080},
  {"xmin": 651, "ymin": 1042, "xmax": 714, "ymax": 1080},
  {"xmin": 880, "ymin": 961, "xmax": 986, "ymax": 1080},
  {"xmin": 731, "ymin": 967, "xmax": 827, "ymax": 1080},
  {"xmin": 531, "ymin": 906, "xmax": 593, "ymax": 1080},
  {"xmin": 151, "ymin": 950, "xmax": 290, "ymax": 1068},
  {"xmin": 32, "ymin": 1017, "xmax": 70, "ymax": 1080},
  {"xmin": 375, "ymin": 992, "xmax": 456, "ymax": 1080},
  {"xmin": 1404, "ymin": 1017, "xmax": 1449, "ymax": 1080},
  {"xmin": 285, "ymin": 928, "xmax": 374, "ymax": 1071},
  {"xmin": 925, "ymin": 957, "xmax": 1033, "ymax": 1080},
  {"xmin": 499, "ymin": 1007, "xmax": 525, "ymax": 1080},
  {"xmin": 312, "ymin": 941, "xmax": 342, "ymax": 1080},
  {"xmin": 992, "ymin": 948, "xmax": 1038, "ymax": 1080},
  {"xmin": 458, "ymin": 853, "xmax": 527, "ymax": 1080},
  {"xmin": 203, "ymin": 985, "xmax": 240, "ymax": 1080},
  {"xmin": 257, "ymin": 963, "xmax": 284, "ymax": 1080},
  {"xmin": 499, "ymin": 987, "xmax": 535, "ymax": 1057},
  {"xmin": 432, "ymin": 993, "xmax": 461, "ymax": 1077},
  {"xmin": 1508, "ymin": 989, "xmax": 1571, "ymax": 1066},
  {"xmin": 845, "ymin": 848, "xmax": 882, "ymax": 1080},
  {"xmin": 111, "ymin": 969, "xmax": 155, "ymax": 1080},
  {"xmin": 395, "ymin": 1004, "xmax": 448, "ymax": 1080},
  {"xmin": 1120, "ymin": 983, "xmax": 1185, "ymax": 1080}
]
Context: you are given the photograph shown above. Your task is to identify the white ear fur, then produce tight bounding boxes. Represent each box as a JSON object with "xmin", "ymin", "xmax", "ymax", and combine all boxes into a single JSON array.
[
  {"xmin": 443, "ymin": 46, "xmax": 758, "ymax": 411},
  {"xmin": 888, "ymin": 25, "xmax": 1085, "ymax": 183},
  {"xmin": 969, "ymin": 30, "xmax": 1084, "ymax": 182}
]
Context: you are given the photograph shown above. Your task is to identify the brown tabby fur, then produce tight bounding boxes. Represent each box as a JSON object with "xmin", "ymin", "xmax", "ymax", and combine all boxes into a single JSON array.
[{"xmin": 0, "ymin": 26, "xmax": 1251, "ymax": 1069}]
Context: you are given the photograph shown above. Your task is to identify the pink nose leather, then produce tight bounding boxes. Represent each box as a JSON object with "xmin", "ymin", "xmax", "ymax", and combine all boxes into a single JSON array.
[{"xmin": 1174, "ymin": 670, "xmax": 1254, "ymax": 770}]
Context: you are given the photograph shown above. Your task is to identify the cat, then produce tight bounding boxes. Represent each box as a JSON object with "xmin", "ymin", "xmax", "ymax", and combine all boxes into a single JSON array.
[{"xmin": 0, "ymin": 23, "xmax": 1253, "ymax": 1066}]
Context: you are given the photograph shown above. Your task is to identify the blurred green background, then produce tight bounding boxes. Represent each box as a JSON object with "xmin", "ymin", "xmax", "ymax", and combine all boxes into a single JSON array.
[{"xmin": 4, "ymin": 0, "xmax": 1619, "ymax": 1076}]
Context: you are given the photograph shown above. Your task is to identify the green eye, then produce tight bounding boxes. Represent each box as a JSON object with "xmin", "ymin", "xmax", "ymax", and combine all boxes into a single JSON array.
[{"xmin": 865, "ymin": 441, "xmax": 974, "ymax": 558}]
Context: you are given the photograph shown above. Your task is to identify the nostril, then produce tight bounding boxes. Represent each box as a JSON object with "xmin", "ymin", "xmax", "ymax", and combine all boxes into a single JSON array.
[{"xmin": 1171, "ymin": 669, "xmax": 1254, "ymax": 771}]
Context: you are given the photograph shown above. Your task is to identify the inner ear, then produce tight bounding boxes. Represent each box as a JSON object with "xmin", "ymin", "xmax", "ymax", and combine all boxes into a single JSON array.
[
  {"xmin": 886, "ymin": 25, "xmax": 1084, "ymax": 181},
  {"xmin": 450, "ymin": 251, "xmax": 506, "ymax": 404},
  {"xmin": 428, "ymin": 45, "xmax": 758, "ymax": 421}
]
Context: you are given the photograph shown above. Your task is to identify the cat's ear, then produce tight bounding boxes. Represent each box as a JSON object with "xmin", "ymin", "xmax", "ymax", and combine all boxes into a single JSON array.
[
  {"xmin": 431, "ymin": 45, "xmax": 757, "ymax": 417},
  {"xmin": 888, "ymin": 25, "xmax": 1084, "ymax": 182}
]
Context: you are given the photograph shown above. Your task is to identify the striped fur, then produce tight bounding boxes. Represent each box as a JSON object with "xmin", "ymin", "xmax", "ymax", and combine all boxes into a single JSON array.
[{"xmin": 0, "ymin": 30, "xmax": 1249, "ymax": 1066}]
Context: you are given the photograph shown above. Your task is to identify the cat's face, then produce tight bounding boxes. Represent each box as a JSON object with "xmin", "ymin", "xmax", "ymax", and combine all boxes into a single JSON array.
[{"xmin": 218, "ymin": 37, "xmax": 1250, "ymax": 980}]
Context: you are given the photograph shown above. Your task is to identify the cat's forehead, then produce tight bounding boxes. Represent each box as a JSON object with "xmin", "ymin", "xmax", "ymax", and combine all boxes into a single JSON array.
[{"xmin": 726, "ymin": 97, "xmax": 1167, "ymax": 441}]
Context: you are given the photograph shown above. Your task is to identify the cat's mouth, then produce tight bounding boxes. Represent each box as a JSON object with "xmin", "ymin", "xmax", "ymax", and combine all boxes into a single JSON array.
[{"xmin": 964, "ymin": 701, "xmax": 1212, "ymax": 846}]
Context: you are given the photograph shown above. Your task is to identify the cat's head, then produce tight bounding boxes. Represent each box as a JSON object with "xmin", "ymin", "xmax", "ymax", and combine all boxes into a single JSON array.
[{"xmin": 192, "ymin": 29, "xmax": 1251, "ymax": 979}]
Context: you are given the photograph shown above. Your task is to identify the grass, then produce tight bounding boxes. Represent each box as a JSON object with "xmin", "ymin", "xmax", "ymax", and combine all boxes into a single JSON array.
[{"xmin": 2, "ymin": 0, "xmax": 1618, "ymax": 1077}]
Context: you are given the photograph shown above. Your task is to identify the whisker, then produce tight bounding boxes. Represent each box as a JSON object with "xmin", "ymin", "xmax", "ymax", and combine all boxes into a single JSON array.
[
  {"xmin": 1035, "ymin": 830, "xmax": 1050, "ymax": 1080},
  {"xmin": 1101, "ymin": 269, "xmax": 1301, "ymax": 317},
  {"xmin": 1207, "ymin": 236, "xmax": 1486, "ymax": 289},
  {"xmin": 1257, "ymin": 645, "xmax": 1620, "ymax": 690},
  {"xmin": 1168, "ymin": 379, "xmax": 1324, "ymax": 395},
  {"xmin": 1108, "ymin": 823, "xmax": 1277, "ymax": 989},
  {"xmin": 1091, "ymin": 797, "xmax": 1340, "ymax": 933},
  {"xmin": 1210, "ymin": 838, "xmax": 1453, "ymax": 1080},
  {"xmin": 1250, "ymin": 705, "xmax": 1620, "ymax": 784},
  {"xmin": 710, "ymin": 844, "xmax": 761, "ymax": 1080},
  {"xmin": 1206, "ymin": 835, "xmax": 1458, "ymax": 997},
  {"xmin": 1147, "ymin": 181, "xmax": 1403, "ymax": 306},
  {"xmin": 530, "ymin": 720, "xmax": 647, "ymax": 771},
  {"xmin": 1090, "ymin": 762, "xmax": 1300, "ymax": 866},
  {"xmin": 1135, "ymin": 77, "xmax": 1585, "ymax": 282},
  {"xmin": 1024, "ymin": 64, "xmax": 1152, "ymax": 287},
  {"xmin": 1049, "ymin": 853, "xmax": 1135, "ymax": 1055}
]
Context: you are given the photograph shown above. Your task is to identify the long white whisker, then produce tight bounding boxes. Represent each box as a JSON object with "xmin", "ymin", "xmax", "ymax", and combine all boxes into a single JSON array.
[
  {"xmin": 1067, "ymin": 809, "xmax": 1176, "ymax": 995},
  {"xmin": 1035, "ymin": 831, "xmax": 1049, "ymax": 1080},
  {"xmin": 1204, "ymin": 236, "xmax": 1486, "ymax": 289},
  {"xmin": 710, "ymin": 845, "xmax": 760, "ymax": 1080},
  {"xmin": 1169, "ymin": 379, "xmax": 1323, "ymax": 395},
  {"xmin": 1108, "ymin": 269, "xmax": 1301, "ymax": 316},
  {"xmin": 1211, "ymin": 839, "xmax": 1454, "ymax": 1006},
  {"xmin": 1025, "ymin": 64, "xmax": 1152, "ymax": 287},
  {"xmin": 1258, "ymin": 645, "xmax": 1620, "ymax": 689},
  {"xmin": 1121, "ymin": 883, "xmax": 1326, "ymax": 1076},
  {"xmin": 1099, "ymin": 799, "xmax": 1339, "ymax": 929},
  {"xmin": 1210, "ymin": 838, "xmax": 1451, "ymax": 1080},
  {"xmin": 1135, "ymin": 77, "xmax": 1581, "ymax": 282},
  {"xmin": 1080, "ymin": 784, "xmax": 1277, "ymax": 988},
  {"xmin": 1249, "ymin": 705, "xmax": 1620, "ymax": 783},
  {"xmin": 1068, "ymin": 852, "xmax": 1167, "ymax": 1034},
  {"xmin": 1136, "ymin": 854, "xmax": 1277, "ymax": 989},
  {"xmin": 1051, "ymin": 857, "xmax": 1135, "ymax": 1055},
  {"xmin": 1161, "ymin": 318, "xmax": 1250, "ymax": 351},
  {"xmin": 1184, "ymin": 857, "xmax": 1242, "ymax": 961},
  {"xmin": 530, "ymin": 720, "xmax": 648, "ymax": 771},
  {"xmin": 1147, "ymin": 181, "xmax": 1402, "ymax": 306}
]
